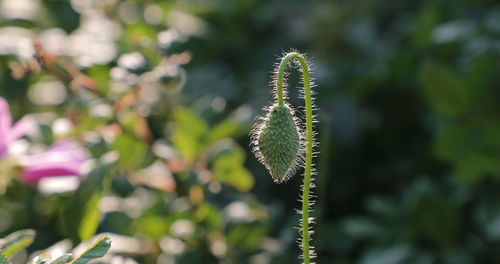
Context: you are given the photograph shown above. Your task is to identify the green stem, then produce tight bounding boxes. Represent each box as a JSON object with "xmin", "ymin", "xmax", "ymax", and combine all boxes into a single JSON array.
[{"xmin": 276, "ymin": 52, "xmax": 314, "ymax": 264}]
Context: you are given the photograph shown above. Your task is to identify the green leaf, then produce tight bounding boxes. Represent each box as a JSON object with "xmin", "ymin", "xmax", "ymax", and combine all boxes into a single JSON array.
[
  {"xmin": 70, "ymin": 236, "xmax": 111, "ymax": 264},
  {"xmin": 454, "ymin": 154, "xmax": 500, "ymax": 183},
  {"xmin": 419, "ymin": 63, "xmax": 470, "ymax": 118},
  {"xmin": 44, "ymin": 1, "xmax": 80, "ymax": 33},
  {"xmin": 61, "ymin": 164, "xmax": 110, "ymax": 241},
  {"xmin": 29, "ymin": 253, "xmax": 51, "ymax": 264},
  {"xmin": 464, "ymin": 54, "xmax": 495, "ymax": 94},
  {"xmin": 214, "ymin": 145, "xmax": 245, "ymax": 165},
  {"xmin": 412, "ymin": 6, "xmax": 439, "ymax": 48},
  {"xmin": 464, "ymin": 53, "xmax": 497, "ymax": 114},
  {"xmin": 412, "ymin": 190, "xmax": 459, "ymax": 245},
  {"xmin": 217, "ymin": 166, "xmax": 253, "ymax": 191},
  {"xmin": 208, "ymin": 118, "xmax": 245, "ymax": 143},
  {"xmin": 0, "ymin": 251, "xmax": 11, "ymax": 264},
  {"xmin": 72, "ymin": 109, "xmax": 108, "ymax": 135},
  {"xmin": 86, "ymin": 65, "xmax": 110, "ymax": 94},
  {"xmin": 213, "ymin": 147, "xmax": 254, "ymax": 191},
  {"xmin": 134, "ymin": 216, "xmax": 170, "ymax": 240},
  {"xmin": 171, "ymin": 107, "xmax": 208, "ymax": 161},
  {"xmin": 0, "ymin": 229, "xmax": 35, "ymax": 257},
  {"xmin": 434, "ymin": 123, "xmax": 500, "ymax": 183},
  {"xmin": 78, "ymin": 192, "xmax": 102, "ymax": 241},
  {"xmin": 172, "ymin": 106, "xmax": 208, "ymax": 139},
  {"xmin": 111, "ymin": 133, "xmax": 148, "ymax": 170},
  {"xmin": 193, "ymin": 203, "xmax": 223, "ymax": 230},
  {"xmin": 76, "ymin": 164, "xmax": 113, "ymax": 241},
  {"xmin": 227, "ymin": 224, "xmax": 266, "ymax": 250},
  {"xmin": 50, "ymin": 254, "xmax": 72, "ymax": 264}
]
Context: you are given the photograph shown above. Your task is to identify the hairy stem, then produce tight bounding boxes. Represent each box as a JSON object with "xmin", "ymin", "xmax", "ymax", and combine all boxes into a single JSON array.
[{"xmin": 276, "ymin": 52, "xmax": 314, "ymax": 264}]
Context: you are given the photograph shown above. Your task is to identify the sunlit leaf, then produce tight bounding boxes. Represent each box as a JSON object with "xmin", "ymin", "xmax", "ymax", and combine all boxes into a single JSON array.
[
  {"xmin": 70, "ymin": 236, "xmax": 111, "ymax": 264},
  {"xmin": 0, "ymin": 251, "xmax": 11, "ymax": 264},
  {"xmin": 171, "ymin": 107, "xmax": 208, "ymax": 161},
  {"xmin": 63, "ymin": 164, "xmax": 110, "ymax": 242},
  {"xmin": 212, "ymin": 147, "xmax": 254, "ymax": 191},
  {"xmin": 111, "ymin": 134, "xmax": 148, "ymax": 170},
  {"xmin": 73, "ymin": 109, "xmax": 108, "ymax": 135},
  {"xmin": 0, "ymin": 229, "xmax": 35, "ymax": 257},
  {"xmin": 213, "ymin": 145, "xmax": 245, "ymax": 165},
  {"xmin": 30, "ymin": 253, "xmax": 51, "ymax": 264},
  {"xmin": 193, "ymin": 203, "xmax": 223, "ymax": 230},
  {"xmin": 134, "ymin": 217, "xmax": 170, "ymax": 240},
  {"xmin": 208, "ymin": 118, "xmax": 245, "ymax": 143},
  {"xmin": 86, "ymin": 65, "xmax": 110, "ymax": 94},
  {"xmin": 78, "ymin": 192, "xmax": 102, "ymax": 241},
  {"xmin": 50, "ymin": 254, "xmax": 72, "ymax": 264},
  {"xmin": 172, "ymin": 106, "xmax": 208, "ymax": 134}
]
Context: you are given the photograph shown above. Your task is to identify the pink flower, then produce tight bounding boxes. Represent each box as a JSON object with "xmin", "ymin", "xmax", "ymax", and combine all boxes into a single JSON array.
[
  {"xmin": 20, "ymin": 140, "xmax": 89, "ymax": 184},
  {"xmin": 0, "ymin": 97, "xmax": 33, "ymax": 157},
  {"xmin": 0, "ymin": 96, "xmax": 89, "ymax": 184}
]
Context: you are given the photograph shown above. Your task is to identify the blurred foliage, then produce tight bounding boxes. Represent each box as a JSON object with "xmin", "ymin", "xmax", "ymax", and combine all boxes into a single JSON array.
[
  {"xmin": 0, "ymin": 0, "xmax": 500, "ymax": 263},
  {"xmin": 0, "ymin": 230, "xmax": 111, "ymax": 264}
]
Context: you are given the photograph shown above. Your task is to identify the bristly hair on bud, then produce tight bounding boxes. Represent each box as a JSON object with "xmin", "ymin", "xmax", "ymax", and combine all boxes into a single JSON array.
[{"xmin": 250, "ymin": 103, "xmax": 305, "ymax": 183}]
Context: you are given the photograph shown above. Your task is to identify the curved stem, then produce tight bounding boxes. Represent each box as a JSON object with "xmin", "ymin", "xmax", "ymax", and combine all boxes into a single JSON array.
[{"xmin": 276, "ymin": 52, "xmax": 314, "ymax": 264}]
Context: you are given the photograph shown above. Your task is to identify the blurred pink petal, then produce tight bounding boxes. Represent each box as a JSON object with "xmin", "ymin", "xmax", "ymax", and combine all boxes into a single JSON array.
[
  {"xmin": 0, "ymin": 97, "xmax": 87, "ymax": 184},
  {"xmin": 0, "ymin": 97, "xmax": 34, "ymax": 157},
  {"xmin": 0, "ymin": 97, "xmax": 12, "ymax": 156},
  {"xmin": 20, "ymin": 140, "xmax": 89, "ymax": 184},
  {"xmin": 21, "ymin": 167, "xmax": 82, "ymax": 184},
  {"xmin": 9, "ymin": 116, "xmax": 35, "ymax": 142}
]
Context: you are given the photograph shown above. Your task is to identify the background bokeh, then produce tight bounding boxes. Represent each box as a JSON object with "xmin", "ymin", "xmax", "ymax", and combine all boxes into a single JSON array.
[{"xmin": 1, "ymin": 0, "xmax": 500, "ymax": 263}]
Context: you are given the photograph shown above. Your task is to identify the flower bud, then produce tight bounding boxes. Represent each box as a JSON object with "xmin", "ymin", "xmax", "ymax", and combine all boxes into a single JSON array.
[{"xmin": 253, "ymin": 103, "xmax": 302, "ymax": 183}]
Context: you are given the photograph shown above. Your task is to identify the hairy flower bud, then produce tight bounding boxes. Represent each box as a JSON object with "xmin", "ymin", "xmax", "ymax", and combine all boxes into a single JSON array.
[
  {"xmin": 251, "ymin": 51, "xmax": 317, "ymax": 263},
  {"xmin": 252, "ymin": 103, "xmax": 303, "ymax": 183}
]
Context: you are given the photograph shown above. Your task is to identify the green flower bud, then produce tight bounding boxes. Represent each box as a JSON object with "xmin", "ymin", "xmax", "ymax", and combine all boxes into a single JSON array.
[{"xmin": 252, "ymin": 103, "xmax": 303, "ymax": 183}]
